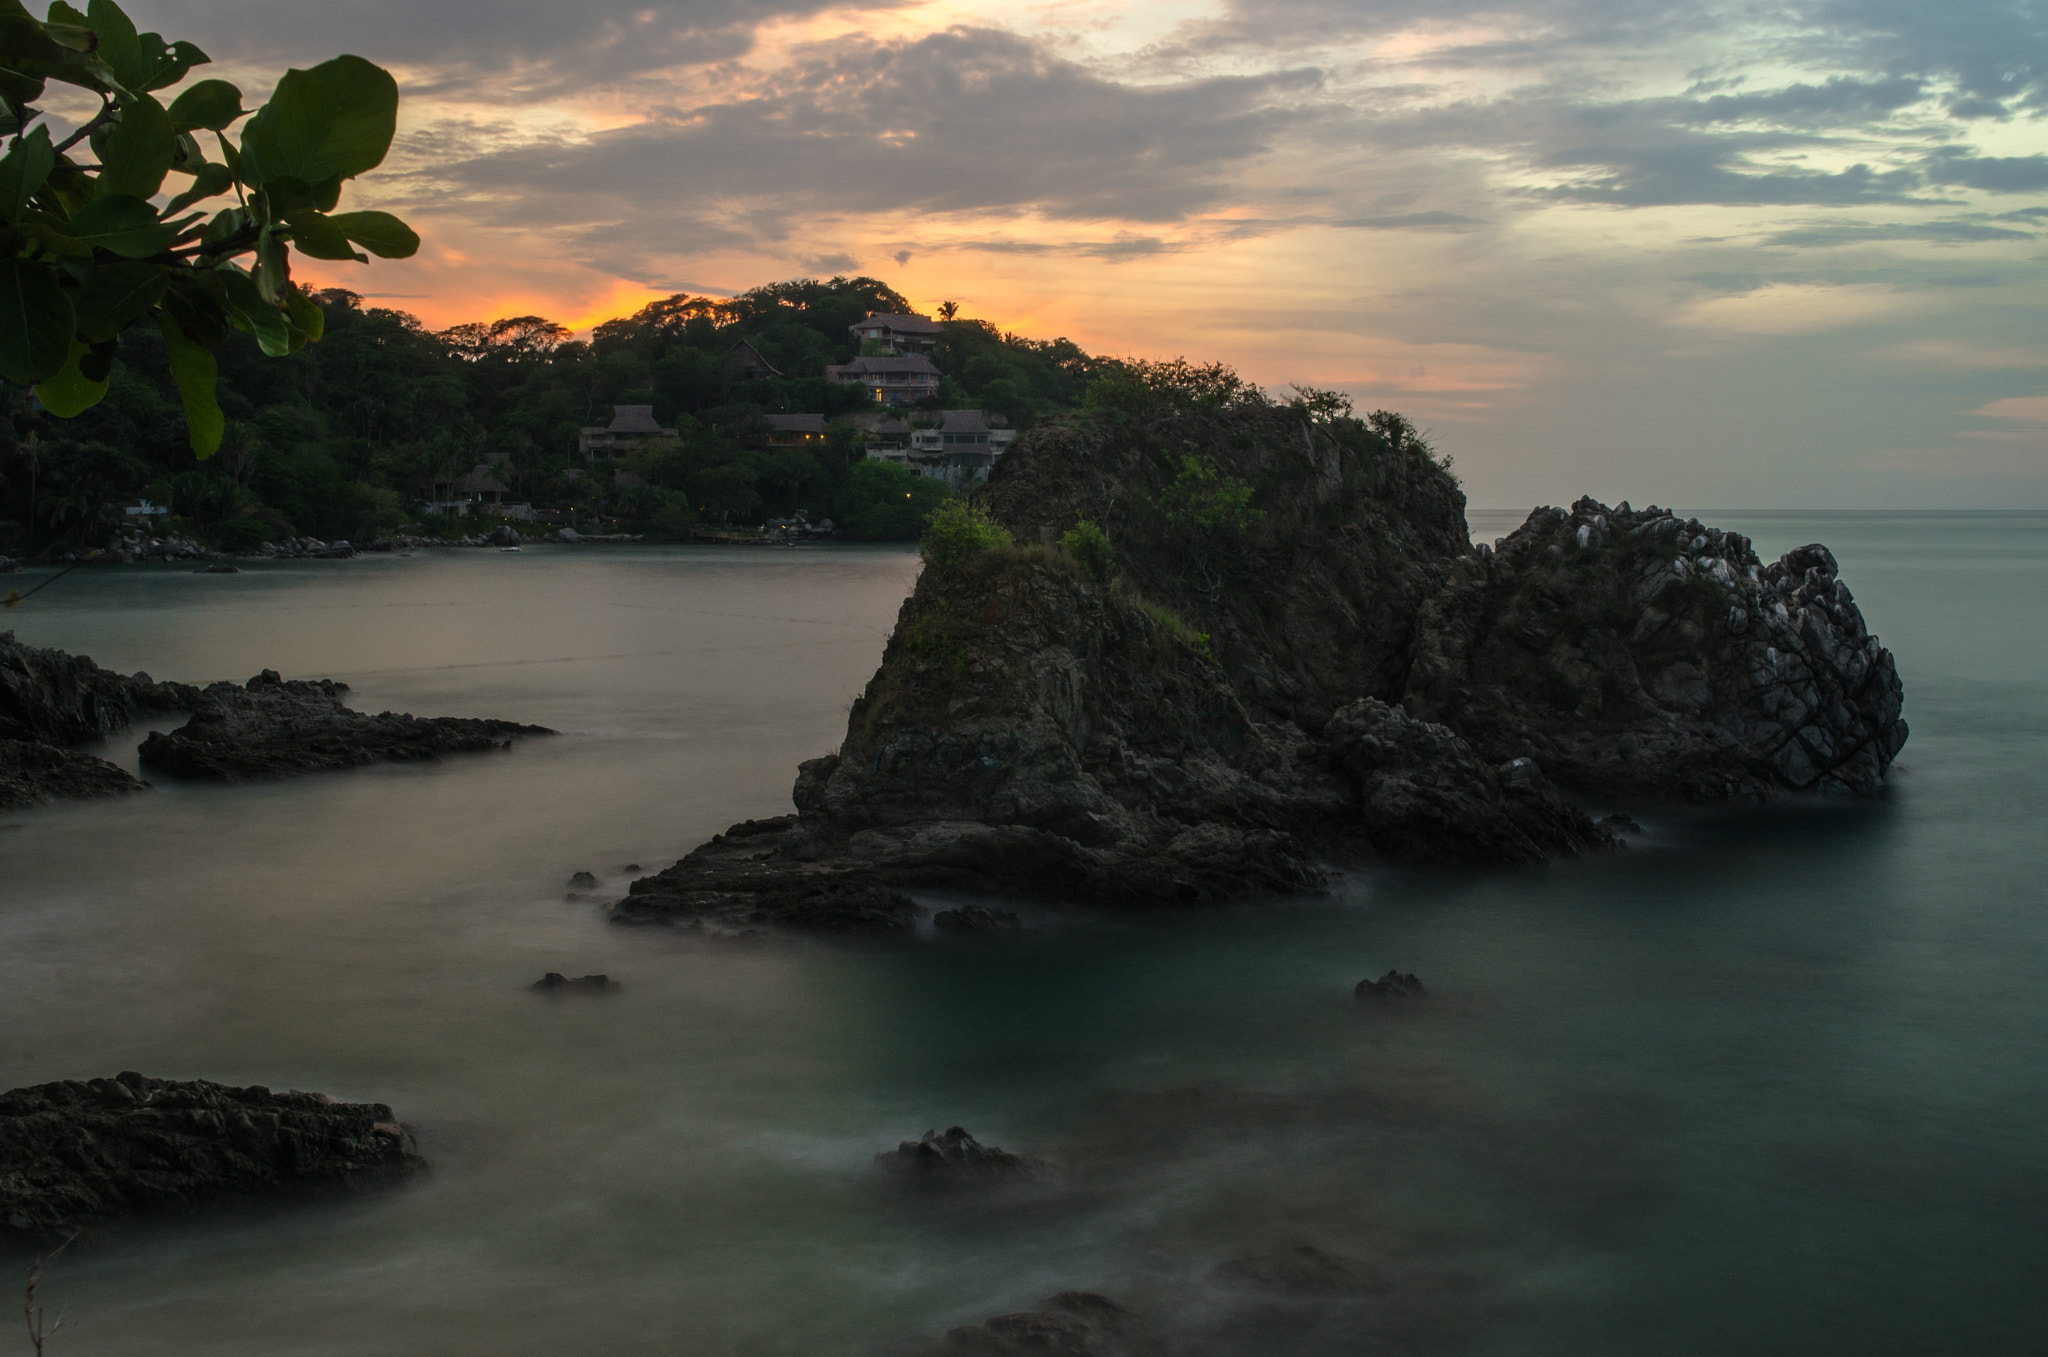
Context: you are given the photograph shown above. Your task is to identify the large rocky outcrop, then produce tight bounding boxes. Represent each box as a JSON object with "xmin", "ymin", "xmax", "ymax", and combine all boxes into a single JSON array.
[
  {"xmin": 618, "ymin": 396, "xmax": 1905, "ymax": 931},
  {"xmin": 1405, "ymin": 498, "xmax": 1907, "ymax": 798},
  {"xmin": 1, "ymin": 1073, "xmax": 424, "ymax": 1240},
  {"xmin": 138, "ymin": 670, "xmax": 553, "ymax": 781}
]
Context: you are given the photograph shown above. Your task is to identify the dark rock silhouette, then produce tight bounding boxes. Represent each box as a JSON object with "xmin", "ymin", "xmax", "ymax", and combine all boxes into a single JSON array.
[
  {"xmin": 0, "ymin": 1073, "xmax": 424, "ymax": 1239},
  {"xmin": 531, "ymin": 972, "xmax": 617, "ymax": 992},
  {"xmin": 926, "ymin": 1292, "xmax": 1161, "ymax": 1356},
  {"xmin": 878, "ymin": 1126, "xmax": 1036, "ymax": 1178},
  {"xmin": 137, "ymin": 669, "xmax": 553, "ymax": 782},
  {"xmin": 1213, "ymin": 1243, "xmax": 1392, "ymax": 1292},
  {"xmin": 568, "ymin": 871, "xmax": 599, "ymax": 889},
  {"xmin": 0, "ymin": 739, "xmax": 144, "ymax": 810},
  {"xmin": 1356, "ymin": 971, "xmax": 1426, "ymax": 1001},
  {"xmin": 3, "ymin": 634, "xmax": 552, "ymax": 803}
]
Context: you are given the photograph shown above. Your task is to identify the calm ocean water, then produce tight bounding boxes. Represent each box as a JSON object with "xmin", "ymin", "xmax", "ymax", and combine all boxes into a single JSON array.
[{"xmin": 2, "ymin": 513, "xmax": 2043, "ymax": 1354}]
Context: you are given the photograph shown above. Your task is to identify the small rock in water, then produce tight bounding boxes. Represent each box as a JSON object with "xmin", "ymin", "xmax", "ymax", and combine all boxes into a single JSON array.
[
  {"xmin": 1213, "ymin": 1243, "xmax": 1390, "ymax": 1293},
  {"xmin": 1355, "ymin": 970, "xmax": 1426, "ymax": 1001},
  {"xmin": 929, "ymin": 1292, "xmax": 1153, "ymax": 1356},
  {"xmin": 531, "ymin": 972, "xmax": 618, "ymax": 993},
  {"xmin": 1600, "ymin": 812, "xmax": 1644, "ymax": 834},
  {"xmin": 567, "ymin": 870, "xmax": 599, "ymax": 889},
  {"xmin": 878, "ymin": 1125, "xmax": 1034, "ymax": 1178},
  {"xmin": 622, "ymin": 863, "xmax": 641, "ymax": 873},
  {"xmin": 933, "ymin": 904, "xmax": 1022, "ymax": 934},
  {"xmin": 195, "ymin": 563, "xmax": 241, "ymax": 574}
]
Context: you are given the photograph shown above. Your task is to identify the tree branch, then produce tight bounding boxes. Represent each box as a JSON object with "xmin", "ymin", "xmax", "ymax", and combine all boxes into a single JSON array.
[{"xmin": 52, "ymin": 97, "xmax": 114, "ymax": 155}]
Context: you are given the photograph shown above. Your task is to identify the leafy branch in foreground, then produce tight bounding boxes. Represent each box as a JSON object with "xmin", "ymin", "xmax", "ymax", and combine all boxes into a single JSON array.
[{"xmin": 0, "ymin": 0, "xmax": 417, "ymax": 455}]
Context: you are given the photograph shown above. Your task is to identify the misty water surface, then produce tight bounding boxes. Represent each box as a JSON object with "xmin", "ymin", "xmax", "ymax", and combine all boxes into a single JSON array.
[{"xmin": 2, "ymin": 520, "xmax": 2044, "ymax": 1354}]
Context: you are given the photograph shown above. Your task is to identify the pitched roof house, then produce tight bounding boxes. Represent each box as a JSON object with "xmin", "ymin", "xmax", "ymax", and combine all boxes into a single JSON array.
[
  {"xmin": 825, "ymin": 354, "xmax": 942, "ymax": 406},
  {"xmin": 731, "ymin": 339, "xmax": 782, "ymax": 380},
  {"xmin": 850, "ymin": 312, "xmax": 942, "ymax": 354},
  {"xmin": 758, "ymin": 413, "xmax": 830, "ymax": 449},
  {"xmin": 578, "ymin": 405, "xmax": 678, "ymax": 457}
]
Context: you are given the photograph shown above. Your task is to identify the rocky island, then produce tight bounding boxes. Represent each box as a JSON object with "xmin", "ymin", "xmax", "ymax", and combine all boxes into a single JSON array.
[
  {"xmin": 1, "ymin": 1074, "xmax": 424, "ymax": 1241},
  {"xmin": 0, "ymin": 632, "xmax": 553, "ymax": 806},
  {"xmin": 615, "ymin": 378, "xmax": 1904, "ymax": 934}
]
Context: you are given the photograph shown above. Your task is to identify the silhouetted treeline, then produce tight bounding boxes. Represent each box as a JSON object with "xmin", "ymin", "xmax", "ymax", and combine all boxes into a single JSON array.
[{"xmin": 0, "ymin": 275, "xmax": 1112, "ymax": 549}]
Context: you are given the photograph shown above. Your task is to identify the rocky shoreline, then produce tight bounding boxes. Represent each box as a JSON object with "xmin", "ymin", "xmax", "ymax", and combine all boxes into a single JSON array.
[
  {"xmin": 0, "ymin": 633, "xmax": 554, "ymax": 806},
  {"xmin": 611, "ymin": 400, "xmax": 1905, "ymax": 934},
  {"xmin": 1, "ymin": 1074, "xmax": 424, "ymax": 1242}
]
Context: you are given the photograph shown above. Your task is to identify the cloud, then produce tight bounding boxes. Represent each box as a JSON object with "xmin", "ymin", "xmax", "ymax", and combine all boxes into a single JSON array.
[
  {"xmin": 144, "ymin": 0, "xmax": 900, "ymax": 96},
  {"xmin": 416, "ymin": 27, "xmax": 1323, "ymax": 241},
  {"xmin": 1922, "ymin": 148, "xmax": 2048, "ymax": 192},
  {"xmin": 1760, "ymin": 217, "xmax": 2040, "ymax": 246},
  {"xmin": 1334, "ymin": 211, "xmax": 1487, "ymax": 230}
]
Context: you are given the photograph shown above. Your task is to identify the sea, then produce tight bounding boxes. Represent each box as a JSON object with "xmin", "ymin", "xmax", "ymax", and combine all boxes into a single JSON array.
[{"xmin": 2, "ymin": 512, "xmax": 2043, "ymax": 1354}]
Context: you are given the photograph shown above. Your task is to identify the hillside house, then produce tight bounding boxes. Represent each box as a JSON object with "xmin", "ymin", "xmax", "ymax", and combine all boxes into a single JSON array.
[
  {"xmin": 731, "ymin": 339, "xmax": 782, "ymax": 380},
  {"xmin": 850, "ymin": 313, "xmax": 942, "ymax": 354},
  {"xmin": 758, "ymin": 413, "xmax": 829, "ymax": 450},
  {"xmin": 864, "ymin": 410, "xmax": 1014, "ymax": 487},
  {"xmin": 422, "ymin": 461, "xmax": 531, "ymax": 518},
  {"xmin": 578, "ymin": 405, "xmax": 678, "ymax": 458},
  {"xmin": 825, "ymin": 354, "xmax": 942, "ymax": 406}
]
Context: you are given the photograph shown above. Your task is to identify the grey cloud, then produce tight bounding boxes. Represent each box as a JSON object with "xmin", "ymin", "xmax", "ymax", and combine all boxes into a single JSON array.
[
  {"xmin": 1334, "ymin": 211, "xmax": 1487, "ymax": 230},
  {"xmin": 1923, "ymin": 148, "xmax": 2048, "ymax": 191},
  {"xmin": 144, "ymin": 0, "xmax": 897, "ymax": 95},
  {"xmin": 427, "ymin": 28, "xmax": 1321, "ymax": 229},
  {"xmin": 1670, "ymin": 76, "xmax": 1928, "ymax": 124},
  {"xmin": 1760, "ymin": 218, "xmax": 2039, "ymax": 246}
]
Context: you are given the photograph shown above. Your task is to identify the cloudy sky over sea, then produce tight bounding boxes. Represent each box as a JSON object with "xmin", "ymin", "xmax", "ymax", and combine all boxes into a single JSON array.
[{"xmin": 143, "ymin": 1, "xmax": 2048, "ymax": 507}]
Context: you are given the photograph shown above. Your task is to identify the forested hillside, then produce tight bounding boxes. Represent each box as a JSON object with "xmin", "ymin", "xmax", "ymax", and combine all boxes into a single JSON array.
[{"xmin": 0, "ymin": 276, "xmax": 1110, "ymax": 551}]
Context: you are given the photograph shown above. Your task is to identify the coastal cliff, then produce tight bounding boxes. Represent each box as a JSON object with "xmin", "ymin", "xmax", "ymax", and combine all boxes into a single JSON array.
[{"xmin": 618, "ymin": 389, "xmax": 1907, "ymax": 932}]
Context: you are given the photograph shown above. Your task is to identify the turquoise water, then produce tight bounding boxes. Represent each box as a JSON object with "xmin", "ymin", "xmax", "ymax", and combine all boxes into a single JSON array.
[{"xmin": 1, "ymin": 516, "xmax": 2043, "ymax": 1353}]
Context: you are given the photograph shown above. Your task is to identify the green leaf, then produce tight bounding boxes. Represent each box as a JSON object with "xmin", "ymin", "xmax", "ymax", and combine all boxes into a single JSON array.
[
  {"xmin": 0, "ymin": 121, "xmax": 54, "ymax": 219},
  {"xmin": 64, "ymin": 192, "xmax": 175, "ymax": 255},
  {"xmin": 71, "ymin": 256, "xmax": 164, "ymax": 341},
  {"xmin": 282, "ymin": 209, "xmax": 364, "ymax": 262},
  {"xmin": 84, "ymin": 0, "xmax": 144, "ymax": 91},
  {"xmin": 45, "ymin": 3, "xmax": 93, "ymax": 36},
  {"xmin": 214, "ymin": 262, "xmax": 288, "ymax": 356},
  {"xmin": 163, "ymin": 159, "xmax": 232, "ymax": 214},
  {"xmin": 238, "ymin": 55, "xmax": 397, "ymax": 187},
  {"xmin": 156, "ymin": 309, "xmax": 222, "ymax": 457},
  {"xmin": 0, "ymin": 254, "xmax": 75, "ymax": 385},
  {"xmin": 137, "ymin": 35, "xmax": 206, "ymax": 91},
  {"xmin": 283, "ymin": 281, "xmax": 324, "ymax": 343},
  {"xmin": 166, "ymin": 77, "xmax": 240, "ymax": 131},
  {"xmin": 158, "ymin": 270, "xmax": 230, "ymax": 345},
  {"xmin": 94, "ymin": 89, "xmax": 174, "ymax": 197},
  {"xmin": 324, "ymin": 209, "xmax": 417, "ymax": 258},
  {"xmin": 32, "ymin": 335, "xmax": 108, "ymax": 415},
  {"xmin": 252, "ymin": 223, "xmax": 290, "ymax": 299}
]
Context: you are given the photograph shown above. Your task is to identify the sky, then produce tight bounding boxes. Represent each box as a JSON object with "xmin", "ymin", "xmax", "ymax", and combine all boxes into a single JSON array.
[{"xmin": 122, "ymin": 2, "xmax": 2048, "ymax": 507}]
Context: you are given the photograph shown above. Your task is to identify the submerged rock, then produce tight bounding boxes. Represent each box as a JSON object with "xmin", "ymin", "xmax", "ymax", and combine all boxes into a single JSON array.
[
  {"xmin": 927, "ymin": 1292, "xmax": 1160, "ymax": 1357},
  {"xmin": 0, "ymin": 1073, "xmax": 424, "ymax": 1239},
  {"xmin": 568, "ymin": 871, "xmax": 599, "ymax": 889},
  {"xmin": 934, "ymin": 904, "xmax": 1023, "ymax": 933},
  {"xmin": 531, "ymin": 972, "xmax": 617, "ymax": 992},
  {"xmin": 878, "ymin": 1126, "xmax": 1037, "ymax": 1178},
  {"xmin": 1213, "ymin": 1243, "xmax": 1391, "ymax": 1293},
  {"xmin": 0, "ymin": 739, "xmax": 145, "ymax": 810},
  {"xmin": 1355, "ymin": 971, "xmax": 1426, "ymax": 1001},
  {"xmin": 136, "ymin": 669, "xmax": 553, "ymax": 782}
]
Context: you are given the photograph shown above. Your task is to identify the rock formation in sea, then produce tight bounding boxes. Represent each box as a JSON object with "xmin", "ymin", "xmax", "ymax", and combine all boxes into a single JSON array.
[
  {"xmin": 0, "ymin": 1073, "xmax": 424, "ymax": 1240},
  {"xmin": 0, "ymin": 634, "xmax": 553, "ymax": 801},
  {"xmin": 615, "ymin": 388, "xmax": 1905, "ymax": 933},
  {"xmin": 136, "ymin": 669, "xmax": 553, "ymax": 781},
  {"xmin": 922, "ymin": 1291, "xmax": 1161, "ymax": 1357}
]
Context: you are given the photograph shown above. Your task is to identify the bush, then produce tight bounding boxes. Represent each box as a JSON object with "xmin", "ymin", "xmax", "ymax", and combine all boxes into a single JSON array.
[
  {"xmin": 1060, "ymin": 518, "xmax": 1113, "ymax": 583},
  {"xmin": 920, "ymin": 500, "xmax": 1013, "ymax": 570},
  {"xmin": 212, "ymin": 517, "xmax": 275, "ymax": 552},
  {"xmin": 837, "ymin": 459, "xmax": 952, "ymax": 540}
]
